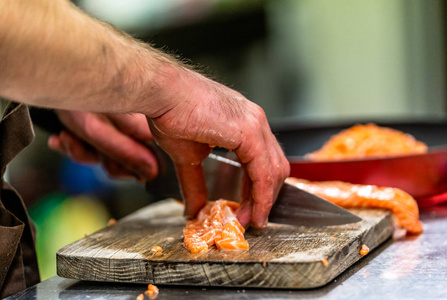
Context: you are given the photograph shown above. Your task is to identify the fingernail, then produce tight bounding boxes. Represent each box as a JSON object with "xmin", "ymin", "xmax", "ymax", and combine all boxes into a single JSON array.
[
  {"xmin": 253, "ymin": 217, "xmax": 268, "ymax": 229},
  {"xmin": 262, "ymin": 218, "xmax": 269, "ymax": 228},
  {"xmin": 48, "ymin": 136, "xmax": 57, "ymax": 148}
]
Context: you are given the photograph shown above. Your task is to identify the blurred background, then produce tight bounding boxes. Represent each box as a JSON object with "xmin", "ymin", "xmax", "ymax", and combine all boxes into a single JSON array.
[{"xmin": 2, "ymin": 0, "xmax": 446, "ymax": 280}]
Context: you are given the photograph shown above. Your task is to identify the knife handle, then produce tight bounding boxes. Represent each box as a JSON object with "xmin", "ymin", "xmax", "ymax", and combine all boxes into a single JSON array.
[{"xmin": 145, "ymin": 142, "xmax": 182, "ymax": 201}]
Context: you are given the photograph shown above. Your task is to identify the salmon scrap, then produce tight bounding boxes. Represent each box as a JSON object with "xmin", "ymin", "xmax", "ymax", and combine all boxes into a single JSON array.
[
  {"xmin": 360, "ymin": 244, "xmax": 370, "ymax": 256},
  {"xmin": 285, "ymin": 177, "xmax": 423, "ymax": 235},
  {"xmin": 151, "ymin": 246, "xmax": 163, "ymax": 256},
  {"xmin": 183, "ymin": 199, "xmax": 249, "ymax": 253},
  {"xmin": 151, "ymin": 246, "xmax": 162, "ymax": 253},
  {"xmin": 144, "ymin": 284, "xmax": 159, "ymax": 299},
  {"xmin": 307, "ymin": 123, "xmax": 427, "ymax": 161}
]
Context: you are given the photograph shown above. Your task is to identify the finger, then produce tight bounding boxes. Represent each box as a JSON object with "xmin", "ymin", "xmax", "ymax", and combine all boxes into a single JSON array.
[
  {"xmin": 101, "ymin": 157, "xmax": 142, "ymax": 180},
  {"xmin": 83, "ymin": 117, "xmax": 158, "ymax": 180},
  {"xmin": 234, "ymin": 108, "xmax": 276, "ymax": 228},
  {"xmin": 248, "ymin": 155, "xmax": 275, "ymax": 228},
  {"xmin": 61, "ymin": 131, "xmax": 101, "ymax": 163},
  {"xmin": 236, "ymin": 144, "xmax": 274, "ymax": 228},
  {"xmin": 249, "ymin": 129, "xmax": 289, "ymax": 228},
  {"xmin": 147, "ymin": 118, "xmax": 211, "ymax": 218},
  {"xmin": 49, "ymin": 131, "xmax": 101, "ymax": 163},
  {"xmin": 48, "ymin": 134, "xmax": 66, "ymax": 155},
  {"xmin": 108, "ymin": 113, "xmax": 153, "ymax": 142},
  {"xmin": 265, "ymin": 131, "xmax": 290, "ymax": 201},
  {"xmin": 175, "ymin": 163, "xmax": 208, "ymax": 219},
  {"xmin": 248, "ymin": 111, "xmax": 290, "ymax": 228},
  {"xmin": 249, "ymin": 131, "xmax": 289, "ymax": 228},
  {"xmin": 236, "ymin": 170, "xmax": 253, "ymax": 227}
]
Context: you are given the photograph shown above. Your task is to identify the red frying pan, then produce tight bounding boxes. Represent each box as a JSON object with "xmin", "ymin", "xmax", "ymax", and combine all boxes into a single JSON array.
[{"xmin": 271, "ymin": 119, "xmax": 447, "ymax": 207}]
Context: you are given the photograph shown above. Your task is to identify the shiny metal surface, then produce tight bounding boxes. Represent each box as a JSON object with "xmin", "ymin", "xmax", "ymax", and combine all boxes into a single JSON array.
[
  {"xmin": 269, "ymin": 183, "xmax": 362, "ymax": 226},
  {"xmin": 7, "ymin": 204, "xmax": 447, "ymax": 300}
]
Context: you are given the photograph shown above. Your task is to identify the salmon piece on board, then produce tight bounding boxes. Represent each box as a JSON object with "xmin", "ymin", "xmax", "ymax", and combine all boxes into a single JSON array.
[
  {"xmin": 307, "ymin": 123, "xmax": 428, "ymax": 161},
  {"xmin": 183, "ymin": 199, "xmax": 249, "ymax": 253},
  {"xmin": 286, "ymin": 177, "xmax": 423, "ymax": 235},
  {"xmin": 215, "ymin": 239, "xmax": 249, "ymax": 250}
]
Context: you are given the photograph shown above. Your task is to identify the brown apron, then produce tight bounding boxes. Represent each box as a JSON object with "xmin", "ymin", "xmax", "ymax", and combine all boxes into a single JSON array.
[{"xmin": 0, "ymin": 102, "xmax": 40, "ymax": 298}]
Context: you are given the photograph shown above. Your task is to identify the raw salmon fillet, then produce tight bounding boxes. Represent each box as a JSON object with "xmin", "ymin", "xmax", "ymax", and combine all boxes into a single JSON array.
[
  {"xmin": 286, "ymin": 177, "xmax": 423, "ymax": 235},
  {"xmin": 183, "ymin": 199, "xmax": 249, "ymax": 253},
  {"xmin": 307, "ymin": 123, "xmax": 428, "ymax": 161}
]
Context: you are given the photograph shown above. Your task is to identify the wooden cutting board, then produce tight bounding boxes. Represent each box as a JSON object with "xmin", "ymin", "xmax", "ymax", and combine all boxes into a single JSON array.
[{"xmin": 57, "ymin": 199, "xmax": 393, "ymax": 289}]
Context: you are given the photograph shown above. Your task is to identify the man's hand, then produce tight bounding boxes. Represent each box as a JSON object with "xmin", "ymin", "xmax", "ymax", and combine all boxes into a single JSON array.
[
  {"xmin": 148, "ymin": 72, "xmax": 290, "ymax": 229},
  {"xmin": 49, "ymin": 110, "xmax": 158, "ymax": 182}
]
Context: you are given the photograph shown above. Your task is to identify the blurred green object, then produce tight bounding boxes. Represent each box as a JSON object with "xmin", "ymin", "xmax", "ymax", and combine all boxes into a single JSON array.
[{"xmin": 29, "ymin": 194, "xmax": 111, "ymax": 280}]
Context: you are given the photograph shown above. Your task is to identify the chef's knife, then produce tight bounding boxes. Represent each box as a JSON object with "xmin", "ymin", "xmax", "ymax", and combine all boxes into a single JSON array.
[
  {"xmin": 207, "ymin": 153, "xmax": 361, "ymax": 226},
  {"xmin": 146, "ymin": 145, "xmax": 362, "ymax": 227}
]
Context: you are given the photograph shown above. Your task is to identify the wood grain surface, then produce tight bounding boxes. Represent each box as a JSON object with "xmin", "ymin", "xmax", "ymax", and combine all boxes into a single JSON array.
[{"xmin": 57, "ymin": 199, "xmax": 393, "ymax": 288}]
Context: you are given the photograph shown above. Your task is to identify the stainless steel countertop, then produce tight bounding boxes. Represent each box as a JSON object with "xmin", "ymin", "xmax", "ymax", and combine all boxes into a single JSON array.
[{"xmin": 7, "ymin": 204, "xmax": 447, "ymax": 300}]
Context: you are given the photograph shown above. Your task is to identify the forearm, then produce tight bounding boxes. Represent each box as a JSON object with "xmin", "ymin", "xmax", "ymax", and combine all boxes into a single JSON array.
[{"xmin": 0, "ymin": 0, "xmax": 183, "ymax": 116}]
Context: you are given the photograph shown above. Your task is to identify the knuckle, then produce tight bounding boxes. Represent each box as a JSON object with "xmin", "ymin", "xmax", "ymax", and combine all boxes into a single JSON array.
[
  {"xmin": 271, "ymin": 156, "xmax": 290, "ymax": 182},
  {"xmin": 254, "ymin": 105, "xmax": 267, "ymax": 121},
  {"xmin": 83, "ymin": 117, "xmax": 100, "ymax": 139},
  {"xmin": 265, "ymin": 194, "xmax": 274, "ymax": 207},
  {"xmin": 264, "ymin": 175, "xmax": 275, "ymax": 189}
]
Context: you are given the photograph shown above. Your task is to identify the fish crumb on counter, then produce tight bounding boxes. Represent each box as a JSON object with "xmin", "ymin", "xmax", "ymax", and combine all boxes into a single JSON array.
[
  {"xmin": 360, "ymin": 244, "xmax": 370, "ymax": 256},
  {"xmin": 321, "ymin": 258, "xmax": 329, "ymax": 266},
  {"xmin": 183, "ymin": 199, "xmax": 249, "ymax": 253},
  {"xmin": 151, "ymin": 246, "xmax": 163, "ymax": 255},
  {"xmin": 145, "ymin": 284, "xmax": 159, "ymax": 299},
  {"xmin": 136, "ymin": 284, "xmax": 159, "ymax": 300},
  {"xmin": 285, "ymin": 177, "xmax": 423, "ymax": 236}
]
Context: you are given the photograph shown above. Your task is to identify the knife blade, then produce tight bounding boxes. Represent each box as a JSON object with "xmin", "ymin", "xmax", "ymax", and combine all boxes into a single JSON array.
[
  {"xmin": 206, "ymin": 153, "xmax": 362, "ymax": 226},
  {"xmin": 145, "ymin": 145, "xmax": 361, "ymax": 226}
]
